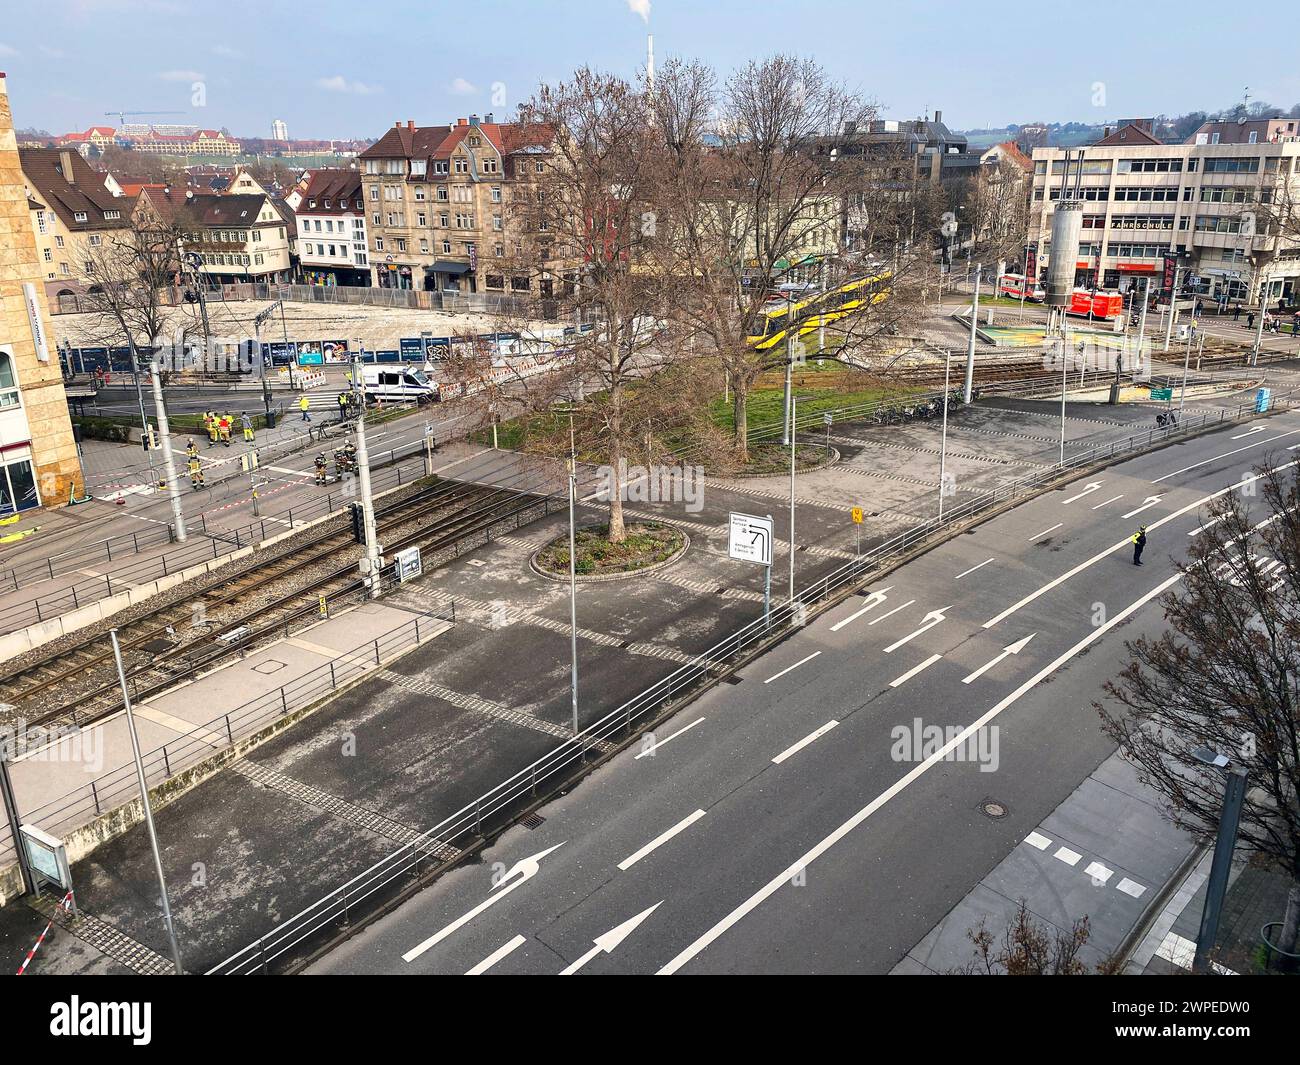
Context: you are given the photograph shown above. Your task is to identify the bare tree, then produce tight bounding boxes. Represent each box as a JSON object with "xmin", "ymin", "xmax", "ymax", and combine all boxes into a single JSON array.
[
  {"xmin": 953, "ymin": 900, "xmax": 1096, "ymax": 975},
  {"xmin": 1099, "ymin": 463, "xmax": 1300, "ymax": 956}
]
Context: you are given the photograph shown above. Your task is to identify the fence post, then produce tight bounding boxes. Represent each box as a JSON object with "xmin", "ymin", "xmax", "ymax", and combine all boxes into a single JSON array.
[
  {"xmin": 330, "ymin": 662, "xmax": 337, "ymax": 688},
  {"xmin": 90, "ymin": 780, "xmax": 101, "ymax": 815}
]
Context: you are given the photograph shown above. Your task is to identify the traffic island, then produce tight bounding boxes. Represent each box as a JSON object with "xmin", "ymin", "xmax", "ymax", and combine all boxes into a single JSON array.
[{"xmin": 530, "ymin": 521, "xmax": 688, "ymax": 582}]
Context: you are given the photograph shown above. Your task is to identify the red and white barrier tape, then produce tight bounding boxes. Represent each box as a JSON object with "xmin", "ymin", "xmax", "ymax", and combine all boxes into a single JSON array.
[{"xmin": 15, "ymin": 890, "xmax": 74, "ymax": 975}]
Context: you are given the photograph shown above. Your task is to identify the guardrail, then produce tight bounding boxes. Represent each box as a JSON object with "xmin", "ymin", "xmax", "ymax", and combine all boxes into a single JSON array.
[
  {"xmin": 0, "ymin": 603, "xmax": 455, "ymax": 869},
  {"xmin": 206, "ymin": 392, "xmax": 1295, "ymax": 974}
]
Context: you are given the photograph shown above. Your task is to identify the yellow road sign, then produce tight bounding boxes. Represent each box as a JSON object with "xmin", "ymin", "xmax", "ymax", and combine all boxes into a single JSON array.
[{"xmin": 851, "ymin": 507, "xmax": 864, "ymax": 524}]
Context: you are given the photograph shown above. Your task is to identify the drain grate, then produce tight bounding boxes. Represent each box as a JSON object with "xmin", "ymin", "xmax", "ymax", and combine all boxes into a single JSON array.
[
  {"xmin": 979, "ymin": 799, "xmax": 1009, "ymax": 819},
  {"xmin": 722, "ymin": 674, "xmax": 743, "ymax": 685},
  {"xmin": 521, "ymin": 813, "xmax": 546, "ymax": 830}
]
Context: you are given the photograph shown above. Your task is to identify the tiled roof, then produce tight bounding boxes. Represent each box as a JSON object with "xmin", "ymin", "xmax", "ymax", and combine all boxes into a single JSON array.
[
  {"xmin": 18, "ymin": 147, "xmax": 127, "ymax": 231},
  {"xmin": 296, "ymin": 168, "xmax": 362, "ymax": 213}
]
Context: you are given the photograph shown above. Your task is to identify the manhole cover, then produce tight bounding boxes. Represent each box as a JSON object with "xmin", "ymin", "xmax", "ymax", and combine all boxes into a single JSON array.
[
  {"xmin": 253, "ymin": 660, "xmax": 287, "ymax": 675},
  {"xmin": 980, "ymin": 800, "xmax": 1009, "ymax": 819},
  {"xmin": 466, "ymin": 558, "xmax": 486, "ymax": 568}
]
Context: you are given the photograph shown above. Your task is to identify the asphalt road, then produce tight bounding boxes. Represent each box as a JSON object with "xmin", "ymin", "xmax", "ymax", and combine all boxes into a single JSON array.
[{"xmin": 308, "ymin": 409, "xmax": 1300, "ymax": 975}]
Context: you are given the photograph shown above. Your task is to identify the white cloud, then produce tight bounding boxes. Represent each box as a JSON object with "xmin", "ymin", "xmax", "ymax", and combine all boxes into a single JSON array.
[
  {"xmin": 211, "ymin": 44, "xmax": 242, "ymax": 58},
  {"xmin": 159, "ymin": 69, "xmax": 204, "ymax": 81},
  {"xmin": 449, "ymin": 77, "xmax": 477, "ymax": 96},
  {"xmin": 627, "ymin": 0, "xmax": 651, "ymax": 23},
  {"xmin": 316, "ymin": 75, "xmax": 382, "ymax": 96},
  {"xmin": 0, "ymin": 43, "xmax": 19, "ymax": 58},
  {"xmin": 39, "ymin": 46, "xmax": 66, "ymax": 59}
]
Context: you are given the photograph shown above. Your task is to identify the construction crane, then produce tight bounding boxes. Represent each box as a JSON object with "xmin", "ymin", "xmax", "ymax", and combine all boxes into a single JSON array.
[{"xmin": 103, "ymin": 109, "xmax": 185, "ymax": 127}]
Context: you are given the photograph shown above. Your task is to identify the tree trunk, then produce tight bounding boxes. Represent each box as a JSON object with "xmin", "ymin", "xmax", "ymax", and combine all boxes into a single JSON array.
[
  {"xmin": 732, "ymin": 379, "xmax": 749, "ymax": 463},
  {"xmin": 607, "ymin": 437, "xmax": 626, "ymax": 544}
]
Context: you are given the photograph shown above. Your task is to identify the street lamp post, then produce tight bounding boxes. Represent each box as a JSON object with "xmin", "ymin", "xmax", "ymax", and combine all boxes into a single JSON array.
[
  {"xmin": 350, "ymin": 355, "xmax": 382, "ymax": 598},
  {"xmin": 781, "ymin": 290, "xmax": 795, "ymax": 446},
  {"xmin": 566, "ymin": 409, "xmax": 579, "ymax": 736},
  {"xmin": 962, "ymin": 265, "xmax": 981, "ymax": 404},
  {"xmin": 938, "ymin": 350, "xmax": 952, "ymax": 520},
  {"xmin": 1190, "ymin": 746, "xmax": 1248, "ymax": 974},
  {"xmin": 788, "ymin": 394, "xmax": 797, "ymax": 604}
]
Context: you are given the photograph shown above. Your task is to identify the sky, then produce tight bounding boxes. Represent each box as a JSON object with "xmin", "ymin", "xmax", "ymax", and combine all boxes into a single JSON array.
[{"xmin": 1, "ymin": 0, "xmax": 1297, "ymax": 140}]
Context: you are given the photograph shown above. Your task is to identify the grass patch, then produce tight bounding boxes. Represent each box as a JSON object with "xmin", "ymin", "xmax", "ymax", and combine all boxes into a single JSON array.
[
  {"xmin": 711, "ymin": 380, "xmax": 922, "ymax": 435},
  {"xmin": 736, "ymin": 441, "xmax": 828, "ymax": 476},
  {"xmin": 537, "ymin": 521, "xmax": 684, "ymax": 577}
]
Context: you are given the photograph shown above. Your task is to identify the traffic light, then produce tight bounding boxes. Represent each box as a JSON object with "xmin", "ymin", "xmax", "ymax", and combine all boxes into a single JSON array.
[{"xmin": 348, "ymin": 502, "xmax": 365, "ymax": 544}]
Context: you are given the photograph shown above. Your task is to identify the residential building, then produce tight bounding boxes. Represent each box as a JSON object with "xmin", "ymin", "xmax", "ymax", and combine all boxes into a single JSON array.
[
  {"xmin": 136, "ymin": 186, "xmax": 292, "ymax": 283},
  {"xmin": 359, "ymin": 114, "xmax": 551, "ymax": 293},
  {"xmin": 121, "ymin": 128, "xmax": 241, "ymax": 156},
  {"xmin": 1189, "ymin": 117, "xmax": 1300, "ymax": 146},
  {"xmin": 55, "ymin": 125, "xmax": 117, "ymax": 156},
  {"xmin": 19, "ymin": 147, "xmax": 131, "ymax": 299},
  {"xmin": 0, "ymin": 74, "xmax": 83, "ymax": 513},
  {"xmin": 293, "ymin": 168, "xmax": 368, "ymax": 286},
  {"xmin": 1030, "ymin": 123, "xmax": 1300, "ymax": 305}
]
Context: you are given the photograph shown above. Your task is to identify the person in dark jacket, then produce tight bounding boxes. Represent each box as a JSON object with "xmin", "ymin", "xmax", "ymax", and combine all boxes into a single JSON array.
[{"xmin": 1132, "ymin": 524, "xmax": 1147, "ymax": 566}]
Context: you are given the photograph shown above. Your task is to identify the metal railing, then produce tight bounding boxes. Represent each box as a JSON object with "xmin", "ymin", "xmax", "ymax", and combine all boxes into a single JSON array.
[
  {"xmin": 0, "ymin": 603, "xmax": 454, "ymax": 869},
  {"xmin": 206, "ymin": 392, "xmax": 1295, "ymax": 974}
]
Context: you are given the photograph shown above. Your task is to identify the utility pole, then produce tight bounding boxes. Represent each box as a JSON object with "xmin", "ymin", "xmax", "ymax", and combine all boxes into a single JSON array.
[
  {"xmin": 566, "ymin": 409, "xmax": 579, "ymax": 736},
  {"xmin": 126, "ymin": 341, "xmax": 160, "ymax": 491},
  {"xmin": 350, "ymin": 354, "xmax": 382, "ymax": 597},
  {"xmin": 1162, "ymin": 265, "xmax": 1182, "ymax": 352},
  {"xmin": 788, "ymin": 395, "xmax": 797, "ymax": 604},
  {"xmin": 781, "ymin": 290, "xmax": 795, "ymax": 446},
  {"xmin": 147, "ymin": 352, "xmax": 187, "ymax": 542},
  {"xmin": 1250, "ymin": 276, "xmax": 1269, "ymax": 365},
  {"xmin": 110, "ymin": 630, "xmax": 184, "ymax": 975},
  {"xmin": 963, "ymin": 264, "xmax": 981, "ymax": 404},
  {"xmin": 1194, "ymin": 763, "xmax": 1248, "ymax": 973},
  {"xmin": 184, "ymin": 252, "xmax": 211, "ymax": 350},
  {"xmin": 938, "ymin": 350, "xmax": 952, "ymax": 519}
]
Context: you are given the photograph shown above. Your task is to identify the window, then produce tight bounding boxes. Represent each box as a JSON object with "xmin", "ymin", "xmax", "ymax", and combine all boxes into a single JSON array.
[
  {"xmin": 252, "ymin": 229, "xmax": 262, "ymax": 241},
  {"xmin": 104, "ymin": 210, "xmax": 119, "ymax": 220},
  {"xmin": 417, "ymin": 212, "xmax": 427, "ymax": 227},
  {"xmin": 411, "ymin": 159, "xmax": 427, "ymax": 177},
  {"xmin": 494, "ymin": 243, "xmax": 504, "ymax": 257},
  {"xmin": 433, "ymin": 161, "xmax": 448, "ymax": 175},
  {"xmin": 441, "ymin": 240, "xmax": 451, "ymax": 253},
  {"xmin": 1200, "ymin": 187, "xmax": 1253, "ymax": 203},
  {"xmin": 396, "ymin": 239, "xmax": 406, "ymax": 252},
  {"xmin": 414, "ymin": 186, "xmax": 426, "ymax": 201},
  {"xmin": 35, "ymin": 211, "xmax": 46, "ymax": 234},
  {"xmin": 485, "ymin": 274, "xmax": 504, "ymax": 289},
  {"xmin": 437, "ymin": 185, "xmax": 449, "ymax": 201},
  {"xmin": 42, "ymin": 248, "xmax": 51, "ymax": 262},
  {"xmin": 88, "ymin": 234, "xmax": 102, "ymax": 246},
  {"xmin": 373, "ymin": 213, "xmax": 381, "ymax": 226},
  {"xmin": 482, "ymin": 157, "xmax": 498, "ymax": 173},
  {"xmin": 0, "ymin": 352, "xmax": 21, "ymax": 411},
  {"xmin": 254, "ymin": 253, "xmax": 264, "ymax": 265},
  {"xmin": 1116, "ymin": 158, "xmax": 1183, "ymax": 173},
  {"xmin": 535, "ymin": 161, "xmax": 544, "ymax": 173},
  {"xmin": 490, "ymin": 186, "xmax": 502, "ymax": 203},
  {"xmin": 73, "ymin": 211, "xmax": 88, "ymax": 222},
  {"xmin": 454, "ymin": 157, "xmax": 468, "ymax": 174},
  {"xmin": 375, "ymin": 237, "xmax": 384, "ymax": 251},
  {"xmin": 370, "ymin": 186, "xmax": 379, "ymax": 200},
  {"xmin": 55, "ymin": 236, "xmax": 64, "ymax": 248},
  {"xmin": 1109, "ymin": 215, "xmax": 1174, "ymax": 230},
  {"xmin": 492, "ymin": 214, "xmax": 502, "ymax": 231},
  {"xmin": 1194, "ymin": 216, "xmax": 1246, "ymax": 234},
  {"xmin": 511, "ymin": 275, "xmax": 529, "ymax": 291},
  {"xmin": 1202, "ymin": 158, "xmax": 1259, "ymax": 174},
  {"xmin": 420, "ymin": 238, "xmax": 429, "ymax": 253}
]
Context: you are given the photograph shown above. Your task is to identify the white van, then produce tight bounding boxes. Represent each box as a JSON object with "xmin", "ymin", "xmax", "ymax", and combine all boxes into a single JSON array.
[{"xmin": 361, "ymin": 364, "xmax": 440, "ymax": 404}]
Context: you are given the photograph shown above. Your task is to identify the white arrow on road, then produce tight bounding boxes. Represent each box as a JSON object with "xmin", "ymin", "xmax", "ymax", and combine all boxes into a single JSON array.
[
  {"xmin": 1231, "ymin": 426, "xmax": 1266, "ymax": 441},
  {"xmin": 884, "ymin": 607, "xmax": 949, "ymax": 653},
  {"xmin": 402, "ymin": 842, "xmax": 565, "ymax": 962},
  {"xmin": 558, "ymin": 902, "xmax": 663, "ymax": 975},
  {"xmin": 1122, "ymin": 496, "xmax": 1163, "ymax": 520},
  {"xmin": 830, "ymin": 586, "xmax": 892, "ymax": 631},
  {"xmin": 1061, "ymin": 482, "xmax": 1103, "ymax": 505},
  {"xmin": 961, "ymin": 634, "xmax": 1036, "ymax": 684}
]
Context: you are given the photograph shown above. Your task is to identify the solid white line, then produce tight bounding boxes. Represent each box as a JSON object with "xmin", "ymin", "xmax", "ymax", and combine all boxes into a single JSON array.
[
  {"xmin": 771, "ymin": 720, "xmax": 840, "ymax": 764},
  {"xmin": 954, "ymin": 558, "xmax": 995, "ymax": 580},
  {"xmin": 656, "ymin": 571, "xmax": 1183, "ymax": 975},
  {"xmin": 867, "ymin": 600, "xmax": 915, "ymax": 625},
  {"xmin": 983, "ymin": 462, "xmax": 1298, "ymax": 629},
  {"xmin": 618, "ymin": 809, "xmax": 707, "ymax": 871},
  {"xmin": 1091, "ymin": 495, "xmax": 1124, "ymax": 509},
  {"xmin": 635, "ymin": 717, "xmax": 705, "ymax": 760},
  {"xmin": 889, "ymin": 653, "xmax": 942, "ymax": 688},
  {"xmin": 1027, "ymin": 523, "xmax": 1063, "ymax": 542},
  {"xmin": 465, "ymin": 934, "xmax": 527, "ymax": 975},
  {"xmin": 763, "ymin": 652, "xmax": 821, "ymax": 684},
  {"xmin": 1151, "ymin": 429, "xmax": 1300, "ymax": 483}
]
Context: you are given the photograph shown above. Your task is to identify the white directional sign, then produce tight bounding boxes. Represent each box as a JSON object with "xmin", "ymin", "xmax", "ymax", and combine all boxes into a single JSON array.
[{"xmin": 729, "ymin": 512, "xmax": 774, "ymax": 567}]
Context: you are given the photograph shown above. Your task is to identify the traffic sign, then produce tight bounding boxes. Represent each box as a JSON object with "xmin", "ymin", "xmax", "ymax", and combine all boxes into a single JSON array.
[
  {"xmin": 1149, "ymin": 387, "xmax": 1173, "ymax": 401},
  {"xmin": 728, "ymin": 512, "xmax": 773, "ymax": 567},
  {"xmin": 851, "ymin": 506, "xmax": 863, "ymax": 524},
  {"xmin": 822, "ymin": 412, "xmax": 833, "ymax": 426}
]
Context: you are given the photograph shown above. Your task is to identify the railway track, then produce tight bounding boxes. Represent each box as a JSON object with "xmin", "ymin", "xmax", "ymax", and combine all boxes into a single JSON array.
[{"xmin": 0, "ymin": 474, "xmax": 549, "ymax": 733}]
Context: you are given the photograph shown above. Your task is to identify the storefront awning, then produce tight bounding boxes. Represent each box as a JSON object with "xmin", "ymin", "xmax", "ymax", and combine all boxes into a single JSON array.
[{"xmin": 428, "ymin": 261, "xmax": 470, "ymax": 276}]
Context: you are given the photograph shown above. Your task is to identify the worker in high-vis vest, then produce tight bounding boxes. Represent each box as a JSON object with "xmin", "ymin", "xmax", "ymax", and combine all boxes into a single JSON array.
[
  {"xmin": 241, "ymin": 411, "xmax": 255, "ymax": 443},
  {"xmin": 337, "ymin": 391, "xmax": 350, "ymax": 421},
  {"xmin": 299, "ymin": 394, "xmax": 311, "ymax": 421},
  {"xmin": 205, "ymin": 410, "xmax": 219, "ymax": 446},
  {"xmin": 1132, "ymin": 524, "xmax": 1147, "ymax": 566},
  {"xmin": 314, "ymin": 453, "xmax": 328, "ymax": 486},
  {"xmin": 217, "ymin": 411, "xmax": 232, "ymax": 446},
  {"xmin": 187, "ymin": 453, "xmax": 205, "ymax": 489}
]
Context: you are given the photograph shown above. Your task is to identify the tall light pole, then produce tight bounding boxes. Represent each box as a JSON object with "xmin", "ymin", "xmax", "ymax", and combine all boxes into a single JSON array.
[
  {"xmin": 788, "ymin": 394, "xmax": 797, "ymax": 604},
  {"xmin": 1250, "ymin": 270, "xmax": 1269, "ymax": 366},
  {"xmin": 1190, "ymin": 746, "xmax": 1247, "ymax": 974},
  {"xmin": 350, "ymin": 354, "xmax": 382, "ymax": 598},
  {"xmin": 938, "ymin": 350, "xmax": 952, "ymax": 520},
  {"xmin": 110, "ymin": 630, "xmax": 183, "ymax": 975},
  {"xmin": 147, "ymin": 353, "xmax": 188, "ymax": 542},
  {"xmin": 781, "ymin": 290, "xmax": 795, "ymax": 446},
  {"xmin": 963, "ymin": 264, "xmax": 981, "ymax": 404},
  {"xmin": 565, "ymin": 409, "xmax": 579, "ymax": 736}
]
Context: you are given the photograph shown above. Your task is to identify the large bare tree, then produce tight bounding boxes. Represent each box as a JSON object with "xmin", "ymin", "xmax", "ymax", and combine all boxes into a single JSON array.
[{"xmin": 1099, "ymin": 463, "xmax": 1300, "ymax": 958}]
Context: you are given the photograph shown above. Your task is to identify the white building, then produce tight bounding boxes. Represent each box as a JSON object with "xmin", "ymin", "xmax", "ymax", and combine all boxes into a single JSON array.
[
  {"xmin": 272, "ymin": 119, "xmax": 288, "ymax": 141},
  {"xmin": 293, "ymin": 168, "xmax": 369, "ymax": 286}
]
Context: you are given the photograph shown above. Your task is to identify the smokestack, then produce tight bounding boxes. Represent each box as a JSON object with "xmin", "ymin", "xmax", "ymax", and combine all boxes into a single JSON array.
[
  {"xmin": 934, "ymin": 109, "xmax": 942, "ymax": 125},
  {"xmin": 647, "ymin": 34, "xmax": 654, "ymax": 92}
]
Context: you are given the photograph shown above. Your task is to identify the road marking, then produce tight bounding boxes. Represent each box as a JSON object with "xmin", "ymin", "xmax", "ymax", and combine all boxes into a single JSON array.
[
  {"xmin": 983, "ymin": 463, "xmax": 1297, "ymax": 629},
  {"xmin": 1230, "ymin": 425, "xmax": 1266, "ymax": 440},
  {"xmin": 961, "ymin": 634, "xmax": 1035, "ymax": 684},
  {"xmin": 868, "ymin": 600, "xmax": 915, "ymax": 625},
  {"xmin": 1084, "ymin": 861, "xmax": 1114, "ymax": 884},
  {"xmin": 1092, "ymin": 494, "xmax": 1124, "ymax": 509},
  {"xmin": 1121, "ymin": 495, "xmax": 1162, "ymax": 519},
  {"xmin": 1024, "ymin": 831, "xmax": 1052, "ymax": 850},
  {"xmin": 829, "ymin": 588, "xmax": 891, "ymax": 631},
  {"xmin": 889, "ymin": 653, "xmax": 942, "ymax": 688},
  {"xmin": 1116, "ymin": 877, "xmax": 1147, "ymax": 899},
  {"xmin": 954, "ymin": 558, "xmax": 994, "ymax": 580},
  {"xmin": 763, "ymin": 652, "xmax": 821, "ymax": 685},
  {"xmin": 1188, "ymin": 517, "xmax": 1222, "ymax": 537},
  {"xmin": 403, "ymin": 843, "xmax": 564, "ymax": 963},
  {"xmin": 635, "ymin": 718, "xmax": 705, "ymax": 760},
  {"xmin": 1054, "ymin": 846, "xmax": 1082, "ymax": 867},
  {"xmin": 656, "ymin": 571, "xmax": 1183, "ymax": 975},
  {"xmin": 1152, "ymin": 429, "xmax": 1300, "ymax": 483},
  {"xmin": 466, "ymin": 935, "xmax": 527, "ymax": 975},
  {"xmin": 1061, "ymin": 482, "xmax": 1103, "ymax": 504},
  {"xmin": 266, "ymin": 465, "xmax": 311, "ymax": 476},
  {"xmin": 558, "ymin": 903, "xmax": 663, "ymax": 975},
  {"xmin": 770, "ymin": 721, "xmax": 841, "ymax": 767},
  {"xmin": 1027, "ymin": 523, "xmax": 1063, "ymax": 542},
  {"xmin": 618, "ymin": 810, "xmax": 706, "ymax": 871},
  {"xmin": 884, "ymin": 608, "xmax": 948, "ymax": 653}
]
